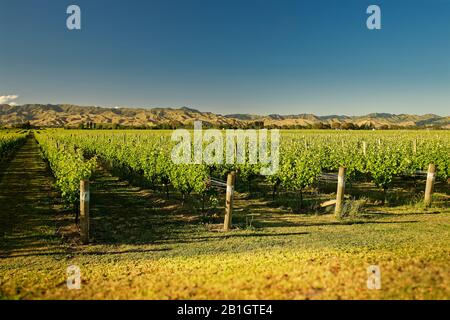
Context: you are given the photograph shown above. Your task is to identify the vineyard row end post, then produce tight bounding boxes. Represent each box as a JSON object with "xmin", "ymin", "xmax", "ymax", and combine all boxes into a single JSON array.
[
  {"xmin": 80, "ymin": 180, "xmax": 90, "ymax": 244},
  {"xmin": 224, "ymin": 171, "xmax": 236, "ymax": 232},
  {"xmin": 335, "ymin": 167, "xmax": 346, "ymax": 218},
  {"xmin": 424, "ymin": 164, "xmax": 436, "ymax": 207}
]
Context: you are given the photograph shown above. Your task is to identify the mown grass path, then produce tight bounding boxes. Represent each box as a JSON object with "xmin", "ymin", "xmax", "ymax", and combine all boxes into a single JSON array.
[
  {"xmin": 0, "ymin": 137, "xmax": 66, "ymax": 258},
  {"xmin": 89, "ymin": 165, "xmax": 200, "ymax": 245}
]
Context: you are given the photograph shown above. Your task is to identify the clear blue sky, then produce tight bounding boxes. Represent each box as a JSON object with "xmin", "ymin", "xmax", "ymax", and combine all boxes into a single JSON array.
[{"xmin": 0, "ymin": 0, "xmax": 449, "ymax": 116}]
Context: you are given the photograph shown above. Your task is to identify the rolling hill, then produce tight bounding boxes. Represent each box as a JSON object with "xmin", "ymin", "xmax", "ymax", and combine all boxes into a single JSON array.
[{"xmin": 0, "ymin": 104, "xmax": 448, "ymax": 129}]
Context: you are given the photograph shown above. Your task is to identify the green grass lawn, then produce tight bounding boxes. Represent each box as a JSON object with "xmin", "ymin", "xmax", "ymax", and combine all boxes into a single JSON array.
[{"xmin": 1, "ymin": 196, "xmax": 449, "ymax": 299}]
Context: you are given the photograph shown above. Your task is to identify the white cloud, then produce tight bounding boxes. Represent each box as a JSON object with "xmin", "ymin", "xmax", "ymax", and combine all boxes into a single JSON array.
[{"xmin": 0, "ymin": 94, "xmax": 19, "ymax": 105}]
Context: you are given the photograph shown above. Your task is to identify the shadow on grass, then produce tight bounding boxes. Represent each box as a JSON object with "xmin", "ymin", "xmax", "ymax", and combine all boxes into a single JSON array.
[
  {"xmin": 0, "ymin": 247, "xmax": 171, "ymax": 259},
  {"xmin": 149, "ymin": 231, "xmax": 309, "ymax": 245},
  {"xmin": 254, "ymin": 219, "xmax": 419, "ymax": 228},
  {"xmin": 88, "ymin": 166, "xmax": 205, "ymax": 245},
  {"xmin": 88, "ymin": 164, "xmax": 430, "ymax": 246},
  {"xmin": 0, "ymin": 137, "xmax": 72, "ymax": 257}
]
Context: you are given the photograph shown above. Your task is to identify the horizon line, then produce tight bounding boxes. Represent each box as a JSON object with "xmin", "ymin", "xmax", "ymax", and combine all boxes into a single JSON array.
[{"xmin": 1, "ymin": 103, "xmax": 448, "ymax": 118}]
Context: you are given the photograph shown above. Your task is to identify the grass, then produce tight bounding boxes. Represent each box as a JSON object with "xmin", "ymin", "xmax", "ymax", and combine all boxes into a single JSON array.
[
  {"xmin": 1, "ymin": 202, "xmax": 449, "ymax": 299},
  {"xmin": 0, "ymin": 139, "xmax": 449, "ymax": 299}
]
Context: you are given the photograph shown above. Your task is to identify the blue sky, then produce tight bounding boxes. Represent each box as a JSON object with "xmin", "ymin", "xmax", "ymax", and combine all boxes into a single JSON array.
[{"xmin": 0, "ymin": 0, "xmax": 449, "ymax": 116}]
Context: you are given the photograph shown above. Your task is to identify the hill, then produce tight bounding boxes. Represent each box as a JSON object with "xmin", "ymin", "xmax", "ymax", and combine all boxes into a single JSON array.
[{"xmin": 0, "ymin": 104, "xmax": 448, "ymax": 129}]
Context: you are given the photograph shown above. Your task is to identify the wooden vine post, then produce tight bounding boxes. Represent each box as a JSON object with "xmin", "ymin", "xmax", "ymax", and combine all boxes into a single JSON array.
[
  {"xmin": 335, "ymin": 167, "xmax": 346, "ymax": 218},
  {"xmin": 224, "ymin": 171, "xmax": 236, "ymax": 231},
  {"xmin": 80, "ymin": 180, "xmax": 90, "ymax": 244},
  {"xmin": 424, "ymin": 164, "xmax": 436, "ymax": 207}
]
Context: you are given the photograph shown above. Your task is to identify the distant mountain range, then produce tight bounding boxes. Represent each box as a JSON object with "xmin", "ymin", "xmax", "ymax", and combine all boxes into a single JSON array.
[{"xmin": 0, "ymin": 104, "xmax": 449, "ymax": 129}]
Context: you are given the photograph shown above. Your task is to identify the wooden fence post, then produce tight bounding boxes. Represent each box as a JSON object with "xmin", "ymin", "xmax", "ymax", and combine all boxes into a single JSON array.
[
  {"xmin": 224, "ymin": 171, "xmax": 236, "ymax": 231},
  {"xmin": 424, "ymin": 164, "xmax": 436, "ymax": 207},
  {"xmin": 80, "ymin": 180, "xmax": 90, "ymax": 244},
  {"xmin": 362, "ymin": 141, "xmax": 367, "ymax": 156},
  {"xmin": 335, "ymin": 167, "xmax": 346, "ymax": 218}
]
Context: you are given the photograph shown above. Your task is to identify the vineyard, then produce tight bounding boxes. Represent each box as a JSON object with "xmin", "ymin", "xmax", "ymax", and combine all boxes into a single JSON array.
[
  {"xmin": 0, "ymin": 130, "xmax": 27, "ymax": 161},
  {"xmin": 33, "ymin": 129, "xmax": 450, "ymax": 210},
  {"xmin": 0, "ymin": 129, "xmax": 449, "ymax": 299}
]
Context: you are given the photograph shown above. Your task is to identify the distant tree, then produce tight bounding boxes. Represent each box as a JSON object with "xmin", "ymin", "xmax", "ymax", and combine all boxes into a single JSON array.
[
  {"xmin": 312, "ymin": 122, "xmax": 325, "ymax": 129},
  {"xmin": 331, "ymin": 122, "xmax": 341, "ymax": 129},
  {"xmin": 249, "ymin": 121, "xmax": 264, "ymax": 129},
  {"xmin": 359, "ymin": 122, "xmax": 374, "ymax": 130},
  {"xmin": 341, "ymin": 122, "xmax": 356, "ymax": 130},
  {"xmin": 13, "ymin": 121, "xmax": 33, "ymax": 129}
]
